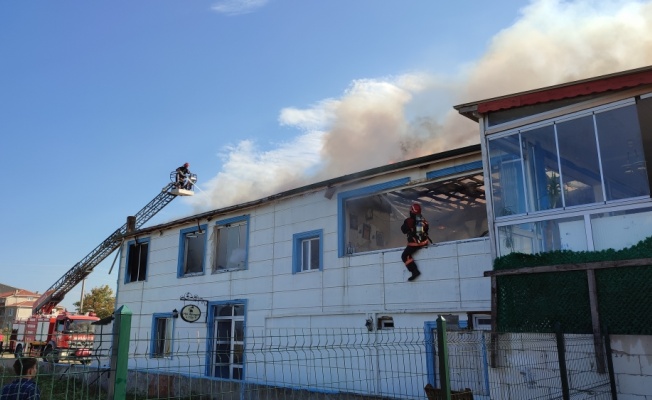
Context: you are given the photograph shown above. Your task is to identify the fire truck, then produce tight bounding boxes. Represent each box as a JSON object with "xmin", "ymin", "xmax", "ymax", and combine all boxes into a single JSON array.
[
  {"xmin": 12, "ymin": 312, "xmax": 99, "ymax": 364},
  {"xmin": 13, "ymin": 169, "xmax": 197, "ymax": 363}
]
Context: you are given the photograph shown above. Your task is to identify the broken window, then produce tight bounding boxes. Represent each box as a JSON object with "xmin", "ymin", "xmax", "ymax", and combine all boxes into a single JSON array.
[
  {"xmin": 341, "ymin": 170, "xmax": 487, "ymax": 255},
  {"xmin": 126, "ymin": 239, "xmax": 148, "ymax": 283},
  {"xmin": 178, "ymin": 226, "xmax": 207, "ymax": 277}
]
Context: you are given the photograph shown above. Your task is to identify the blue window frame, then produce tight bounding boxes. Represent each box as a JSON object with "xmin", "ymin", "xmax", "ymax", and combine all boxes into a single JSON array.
[
  {"xmin": 177, "ymin": 225, "xmax": 208, "ymax": 278},
  {"xmin": 125, "ymin": 237, "xmax": 150, "ymax": 283},
  {"xmin": 292, "ymin": 230, "xmax": 323, "ymax": 274},
  {"xmin": 212, "ymin": 215, "xmax": 249, "ymax": 273},
  {"xmin": 424, "ymin": 320, "xmax": 438, "ymax": 386},
  {"xmin": 151, "ymin": 313, "xmax": 175, "ymax": 358}
]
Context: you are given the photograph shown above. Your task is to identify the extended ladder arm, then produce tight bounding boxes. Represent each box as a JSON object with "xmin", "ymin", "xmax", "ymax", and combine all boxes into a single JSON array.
[{"xmin": 33, "ymin": 182, "xmax": 187, "ymax": 315}]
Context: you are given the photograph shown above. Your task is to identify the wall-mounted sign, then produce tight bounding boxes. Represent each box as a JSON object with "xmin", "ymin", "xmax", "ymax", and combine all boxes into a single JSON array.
[{"xmin": 180, "ymin": 304, "xmax": 201, "ymax": 323}]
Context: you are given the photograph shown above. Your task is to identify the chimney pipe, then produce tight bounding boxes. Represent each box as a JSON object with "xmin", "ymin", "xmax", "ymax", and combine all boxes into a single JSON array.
[{"xmin": 126, "ymin": 216, "xmax": 136, "ymax": 234}]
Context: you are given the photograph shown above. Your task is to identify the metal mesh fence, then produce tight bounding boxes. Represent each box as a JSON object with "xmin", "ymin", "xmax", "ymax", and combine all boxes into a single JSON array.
[
  {"xmin": 488, "ymin": 333, "xmax": 610, "ymax": 400},
  {"xmin": 0, "ymin": 327, "xmax": 614, "ymax": 399},
  {"xmin": 125, "ymin": 327, "xmax": 430, "ymax": 399}
]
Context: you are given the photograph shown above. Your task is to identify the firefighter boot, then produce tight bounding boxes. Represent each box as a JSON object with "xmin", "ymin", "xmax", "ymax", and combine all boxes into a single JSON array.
[{"xmin": 407, "ymin": 262, "xmax": 421, "ymax": 282}]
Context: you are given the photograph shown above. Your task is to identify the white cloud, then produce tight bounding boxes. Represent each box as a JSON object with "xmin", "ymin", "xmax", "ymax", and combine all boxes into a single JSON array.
[
  {"xmin": 460, "ymin": 0, "xmax": 652, "ymax": 101},
  {"xmin": 212, "ymin": 0, "xmax": 269, "ymax": 16}
]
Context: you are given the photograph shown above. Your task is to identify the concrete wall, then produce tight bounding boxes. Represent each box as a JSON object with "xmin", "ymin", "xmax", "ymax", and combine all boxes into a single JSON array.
[
  {"xmin": 610, "ymin": 335, "xmax": 652, "ymax": 399},
  {"xmin": 477, "ymin": 333, "xmax": 652, "ymax": 400}
]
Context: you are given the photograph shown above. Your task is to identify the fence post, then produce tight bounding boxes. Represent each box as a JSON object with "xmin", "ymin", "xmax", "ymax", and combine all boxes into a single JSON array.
[
  {"xmin": 107, "ymin": 305, "xmax": 132, "ymax": 400},
  {"xmin": 554, "ymin": 322, "xmax": 570, "ymax": 400},
  {"xmin": 602, "ymin": 325, "xmax": 618, "ymax": 400},
  {"xmin": 437, "ymin": 316, "xmax": 451, "ymax": 400}
]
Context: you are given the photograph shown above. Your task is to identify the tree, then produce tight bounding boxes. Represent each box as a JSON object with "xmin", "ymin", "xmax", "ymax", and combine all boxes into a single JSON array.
[{"xmin": 73, "ymin": 284, "xmax": 115, "ymax": 319}]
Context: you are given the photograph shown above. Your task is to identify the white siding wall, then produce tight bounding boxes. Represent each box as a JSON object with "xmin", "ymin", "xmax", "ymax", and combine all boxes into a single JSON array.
[{"xmin": 115, "ymin": 163, "xmax": 492, "ymax": 389}]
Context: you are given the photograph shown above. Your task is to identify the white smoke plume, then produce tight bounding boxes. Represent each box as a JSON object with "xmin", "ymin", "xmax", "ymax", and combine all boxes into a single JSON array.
[
  {"xmin": 192, "ymin": 0, "xmax": 652, "ymax": 211},
  {"xmin": 461, "ymin": 0, "xmax": 652, "ymax": 101}
]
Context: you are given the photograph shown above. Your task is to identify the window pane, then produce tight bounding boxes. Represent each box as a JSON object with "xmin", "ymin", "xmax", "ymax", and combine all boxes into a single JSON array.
[
  {"xmin": 216, "ymin": 321, "xmax": 231, "ymax": 340},
  {"xmin": 127, "ymin": 243, "xmax": 147, "ymax": 282},
  {"xmin": 233, "ymin": 343, "xmax": 244, "ymax": 364},
  {"xmin": 127, "ymin": 244, "xmax": 138, "ymax": 282},
  {"xmin": 184, "ymin": 232, "xmax": 205, "ymax": 274},
  {"xmin": 154, "ymin": 317, "xmax": 171, "ymax": 357},
  {"xmin": 522, "ymin": 125, "xmax": 561, "ymax": 211},
  {"xmin": 497, "ymin": 216, "xmax": 587, "ymax": 256},
  {"xmin": 489, "ymin": 135, "xmax": 526, "ymax": 216},
  {"xmin": 213, "ymin": 365, "xmax": 229, "ymax": 378},
  {"xmin": 164, "ymin": 319, "xmax": 173, "ymax": 354},
  {"xmin": 301, "ymin": 240, "xmax": 310, "ymax": 271},
  {"xmin": 215, "ymin": 229, "xmax": 227, "ymax": 270},
  {"xmin": 234, "ymin": 321, "xmax": 244, "ymax": 341},
  {"xmin": 233, "ymin": 304, "xmax": 244, "ymax": 316},
  {"xmin": 138, "ymin": 243, "xmax": 148, "ymax": 281},
  {"xmin": 596, "ymin": 105, "xmax": 650, "ymax": 200},
  {"xmin": 217, "ymin": 305, "xmax": 233, "ymax": 317},
  {"xmin": 591, "ymin": 207, "xmax": 652, "ymax": 251},
  {"xmin": 556, "ymin": 115, "xmax": 604, "ymax": 206},
  {"xmin": 214, "ymin": 223, "xmax": 247, "ymax": 271},
  {"xmin": 310, "ymin": 238, "xmax": 320, "ymax": 269}
]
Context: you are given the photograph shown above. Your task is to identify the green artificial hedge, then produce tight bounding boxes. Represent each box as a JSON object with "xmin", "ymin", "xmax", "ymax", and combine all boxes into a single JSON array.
[{"xmin": 493, "ymin": 236, "xmax": 652, "ymax": 334}]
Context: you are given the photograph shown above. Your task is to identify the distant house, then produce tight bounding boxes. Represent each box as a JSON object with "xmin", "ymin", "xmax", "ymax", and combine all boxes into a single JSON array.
[
  {"xmin": 116, "ymin": 144, "xmax": 492, "ymax": 394},
  {"xmin": 0, "ymin": 289, "xmax": 39, "ymax": 330}
]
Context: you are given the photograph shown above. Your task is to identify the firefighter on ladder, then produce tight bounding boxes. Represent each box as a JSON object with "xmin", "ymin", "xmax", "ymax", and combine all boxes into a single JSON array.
[{"xmin": 175, "ymin": 162, "xmax": 192, "ymax": 190}]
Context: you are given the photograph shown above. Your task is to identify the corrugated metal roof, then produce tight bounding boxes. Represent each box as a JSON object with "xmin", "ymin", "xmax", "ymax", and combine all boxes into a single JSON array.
[{"xmin": 454, "ymin": 65, "xmax": 652, "ymax": 121}]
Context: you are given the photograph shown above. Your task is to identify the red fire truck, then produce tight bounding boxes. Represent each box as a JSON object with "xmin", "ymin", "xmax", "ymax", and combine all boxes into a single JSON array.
[{"xmin": 11, "ymin": 312, "xmax": 99, "ymax": 364}]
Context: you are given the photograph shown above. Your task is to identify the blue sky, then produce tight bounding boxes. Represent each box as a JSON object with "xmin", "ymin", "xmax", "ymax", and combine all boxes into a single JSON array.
[{"xmin": 1, "ymin": 0, "xmax": 650, "ymax": 310}]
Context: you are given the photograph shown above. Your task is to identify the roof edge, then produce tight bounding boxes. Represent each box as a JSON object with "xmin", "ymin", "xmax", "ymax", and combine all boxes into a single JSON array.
[
  {"xmin": 454, "ymin": 65, "xmax": 652, "ymax": 120},
  {"xmin": 129, "ymin": 144, "xmax": 482, "ymax": 236}
]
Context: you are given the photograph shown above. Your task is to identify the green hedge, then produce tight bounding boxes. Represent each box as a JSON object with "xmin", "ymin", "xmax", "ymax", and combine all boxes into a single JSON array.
[{"xmin": 494, "ymin": 236, "xmax": 652, "ymax": 271}]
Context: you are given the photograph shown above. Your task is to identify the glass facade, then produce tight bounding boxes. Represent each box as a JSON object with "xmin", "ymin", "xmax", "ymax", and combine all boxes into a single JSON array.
[{"xmin": 489, "ymin": 100, "xmax": 651, "ymax": 256}]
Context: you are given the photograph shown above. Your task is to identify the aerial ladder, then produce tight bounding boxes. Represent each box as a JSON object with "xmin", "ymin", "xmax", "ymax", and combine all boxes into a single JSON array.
[{"xmin": 32, "ymin": 170, "xmax": 198, "ymax": 315}]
